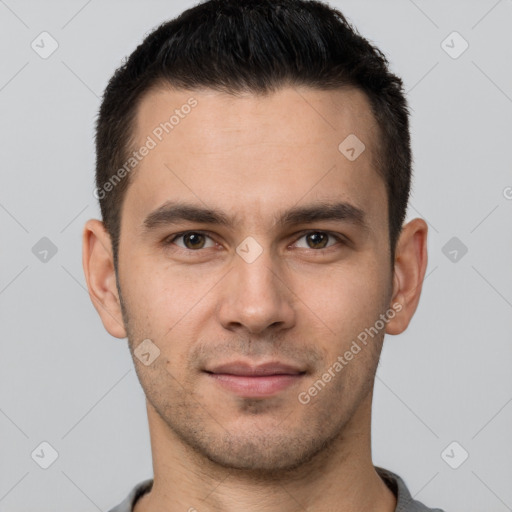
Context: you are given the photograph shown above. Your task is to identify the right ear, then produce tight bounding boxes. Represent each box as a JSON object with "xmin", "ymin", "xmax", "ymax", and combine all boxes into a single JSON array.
[{"xmin": 82, "ymin": 219, "xmax": 127, "ymax": 339}]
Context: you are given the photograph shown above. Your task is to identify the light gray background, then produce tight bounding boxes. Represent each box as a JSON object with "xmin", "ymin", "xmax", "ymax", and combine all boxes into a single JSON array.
[{"xmin": 1, "ymin": 1, "xmax": 511, "ymax": 511}]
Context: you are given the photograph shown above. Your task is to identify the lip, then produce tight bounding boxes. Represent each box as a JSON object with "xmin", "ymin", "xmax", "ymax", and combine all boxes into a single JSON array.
[
  {"xmin": 205, "ymin": 361, "xmax": 305, "ymax": 376},
  {"xmin": 204, "ymin": 361, "xmax": 306, "ymax": 398}
]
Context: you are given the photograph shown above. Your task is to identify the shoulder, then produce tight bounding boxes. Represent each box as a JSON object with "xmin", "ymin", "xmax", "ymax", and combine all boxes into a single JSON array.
[
  {"xmin": 375, "ymin": 466, "xmax": 446, "ymax": 512},
  {"xmin": 107, "ymin": 479, "xmax": 154, "ymax": 512}
]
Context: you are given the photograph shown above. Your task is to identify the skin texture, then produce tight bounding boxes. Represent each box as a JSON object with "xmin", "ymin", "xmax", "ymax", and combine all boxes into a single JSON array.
[{"xmin": 83, "ymin": 85, "xmax": 428, "ymax": 512}]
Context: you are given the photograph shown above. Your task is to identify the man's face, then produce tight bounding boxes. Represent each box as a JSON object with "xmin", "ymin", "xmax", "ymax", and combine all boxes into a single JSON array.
[{"xmin": 116, "ymin": 86, "xmax": 393, "ymax": 472}]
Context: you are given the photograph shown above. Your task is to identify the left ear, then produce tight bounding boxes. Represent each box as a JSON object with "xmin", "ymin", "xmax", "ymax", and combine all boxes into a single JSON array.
[{"xmin": 385, "ymin": 218, "xmax": 428, "ymax": 335}]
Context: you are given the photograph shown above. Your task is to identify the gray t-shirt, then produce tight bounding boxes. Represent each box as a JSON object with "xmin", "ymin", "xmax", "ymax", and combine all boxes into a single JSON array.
[{"xmin": 108, "ymin": 466, "xmax": 445, "ymax": 511}]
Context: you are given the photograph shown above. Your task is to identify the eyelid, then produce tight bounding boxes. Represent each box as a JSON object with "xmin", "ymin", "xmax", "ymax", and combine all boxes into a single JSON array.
[
  {"xmin": 165, "ymin": 230, "xmax": 217, "ymax": 249},
  {"xmin": 290, "ymin": 230, "xmax": 347, "ymax": 249}
]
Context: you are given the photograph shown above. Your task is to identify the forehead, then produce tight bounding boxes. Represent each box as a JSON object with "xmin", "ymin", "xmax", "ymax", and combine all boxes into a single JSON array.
[
  {"xmin": 134, "ymin": 85, "xmax": 379, "ymax": 159},
  {"xmin": 123, "ymin": 85, "xmax": 387, "ymax": 233}
]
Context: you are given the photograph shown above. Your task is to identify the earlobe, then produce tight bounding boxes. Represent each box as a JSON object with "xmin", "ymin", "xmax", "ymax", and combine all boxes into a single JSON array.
[
  {"xmin": 82, "ymin": 219, "xmax": 127, "ymax": 339},
  {"xmin": 385, "ymin": 218, "xmax": 428, "ymax": 336}
]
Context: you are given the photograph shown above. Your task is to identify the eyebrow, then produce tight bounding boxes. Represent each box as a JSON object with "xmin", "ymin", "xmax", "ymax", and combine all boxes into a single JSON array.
[{"xmin": 141, "ymin": 200, "xmax": 369, "ymax": 234}]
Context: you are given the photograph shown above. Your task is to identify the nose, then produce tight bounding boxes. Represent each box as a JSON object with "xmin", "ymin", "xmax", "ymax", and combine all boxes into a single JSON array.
[{"xmin": 216, "ymin": 245, "xmax": 296, "ymax": 335}]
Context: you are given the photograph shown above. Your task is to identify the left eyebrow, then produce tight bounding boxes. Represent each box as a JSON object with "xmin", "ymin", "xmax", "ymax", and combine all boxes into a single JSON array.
[
  {"xmin": 276, "ymin": 201, "xmax": 369, "ymax": 233},
  {"xmin": 141, "ymin": 199, "xmax": 369, "ymax": 234}
]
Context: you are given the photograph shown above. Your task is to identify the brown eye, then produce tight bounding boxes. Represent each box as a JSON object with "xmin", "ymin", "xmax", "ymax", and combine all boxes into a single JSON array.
[
  {"xmin": 183, "ymin": 233, "xmax": 206, "ymax": 249},
  {"xmin": 293, "ymin": 231, "xmax": 344, "ymax": 250},
  {"xmin": 305, "ymin": 232, "xmax": 329, "ymax": 249},
  {"xmin": 168, "ymin": 232, "xmax": 216, "ymax": 250}
]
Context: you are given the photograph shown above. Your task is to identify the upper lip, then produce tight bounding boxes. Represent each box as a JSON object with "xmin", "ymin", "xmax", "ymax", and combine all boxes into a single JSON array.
[{"xmin": 205, "ymin": 361, "xmax": 306, "ymax": 376}]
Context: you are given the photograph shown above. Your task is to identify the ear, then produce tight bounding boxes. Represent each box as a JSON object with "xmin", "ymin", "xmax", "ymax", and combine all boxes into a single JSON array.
[
  {"xmin": 82, "ymin": 219, "xmax": 127, "ymax": 339},
  {"xmin": 385, "ymin": 218, "xmax": 428, "ymax": 335}
]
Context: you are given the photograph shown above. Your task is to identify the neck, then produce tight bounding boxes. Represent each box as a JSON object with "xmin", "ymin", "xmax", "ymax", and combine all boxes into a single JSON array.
[{"xmin": 134, "ymin": 392, "xmax": 396, "ymax": 512}]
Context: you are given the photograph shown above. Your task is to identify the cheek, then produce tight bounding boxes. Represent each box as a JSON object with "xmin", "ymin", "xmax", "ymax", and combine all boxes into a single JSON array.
[
  {"xmin": 120, "ymin": 260, "xmax": 218, "ymax": 359},
  {"xmin": 293, "ymin": 258, "xmax": 388, "ymax": 335},
  {"xmin": 121, "ymin": 256, "xmax": 203, "ymax": 318}
]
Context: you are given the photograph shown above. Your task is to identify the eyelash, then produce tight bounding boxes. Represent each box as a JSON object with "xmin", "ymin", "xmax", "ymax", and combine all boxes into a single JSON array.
[{"xmin": 163, "ymin": 230, "xmax": 347, "ymax": 252}]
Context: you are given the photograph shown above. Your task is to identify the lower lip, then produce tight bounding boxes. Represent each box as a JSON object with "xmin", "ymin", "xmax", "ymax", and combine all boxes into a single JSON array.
[{"xmin": 206, "ymin": 373, "xmax": 304, "ymax": 397}]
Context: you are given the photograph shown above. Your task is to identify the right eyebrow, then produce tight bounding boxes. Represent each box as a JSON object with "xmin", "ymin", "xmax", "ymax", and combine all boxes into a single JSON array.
[{"xmin": 142, "ymin": 201, "xmax": 234, "ymax": 233}]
